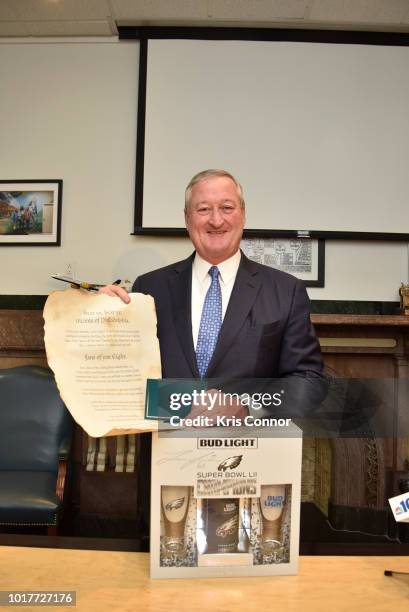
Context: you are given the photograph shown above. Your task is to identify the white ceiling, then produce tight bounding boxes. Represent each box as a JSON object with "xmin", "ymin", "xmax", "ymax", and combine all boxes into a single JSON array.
[{"xmin": 1, "ymin": 0, "xmax": 409, "ymax": 38}]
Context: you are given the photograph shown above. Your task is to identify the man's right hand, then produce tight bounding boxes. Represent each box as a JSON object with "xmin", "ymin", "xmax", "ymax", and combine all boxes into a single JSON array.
[{"xmin": 99, "ymin": 284, "xmax": 130, "ymax": 304}]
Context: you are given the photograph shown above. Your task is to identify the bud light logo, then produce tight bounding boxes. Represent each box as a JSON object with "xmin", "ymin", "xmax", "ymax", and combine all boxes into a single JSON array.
[{"xmin": 264, "ymin": 495, "xmax": 284, "ymax": 508}]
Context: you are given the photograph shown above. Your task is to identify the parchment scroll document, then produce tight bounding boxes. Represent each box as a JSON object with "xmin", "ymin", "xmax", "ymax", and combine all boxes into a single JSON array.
[{"xmin": 43, "ymin": 289, "xmax": 162, "ymax": 437}]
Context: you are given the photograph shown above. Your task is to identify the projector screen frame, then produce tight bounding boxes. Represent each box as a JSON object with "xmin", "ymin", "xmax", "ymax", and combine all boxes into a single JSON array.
[{"xmin": 119, "ymin": 26, "xmax": 409, "ymax": 241}]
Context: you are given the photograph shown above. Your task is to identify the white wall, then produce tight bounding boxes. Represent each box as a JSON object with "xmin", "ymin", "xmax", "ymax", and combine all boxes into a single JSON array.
[
  {"xmin": 308, "ymin": 240, "xmax": 408, "ymax": 301},
  {"xmin": 0, "ymin": 40, "xmax": 407, "ymax": 300}
]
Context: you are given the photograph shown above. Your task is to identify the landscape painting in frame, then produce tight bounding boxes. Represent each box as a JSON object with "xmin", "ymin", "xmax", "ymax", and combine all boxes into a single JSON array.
[{"xmin": 0, "ymin": 180, "xmax": 62, "ymax": 245}]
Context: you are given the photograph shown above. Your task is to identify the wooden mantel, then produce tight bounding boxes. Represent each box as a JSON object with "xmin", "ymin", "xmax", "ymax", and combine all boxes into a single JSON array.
[
  {"xmin": 312, "ymin": 314, "xmax": 409, "ymax": 326},
  {"xmin": 0, "ymin": 310, "xmax": 409, "ymax": 366},
  {"xmin": 0, "ymin": 310, "xmax": 45, "ymax": 367}
]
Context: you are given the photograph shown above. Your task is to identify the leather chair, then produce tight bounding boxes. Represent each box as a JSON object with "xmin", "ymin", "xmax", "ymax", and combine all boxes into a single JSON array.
[{"xmin": 0, "ymin": 366, "xmax": 73, "ymax": 534}]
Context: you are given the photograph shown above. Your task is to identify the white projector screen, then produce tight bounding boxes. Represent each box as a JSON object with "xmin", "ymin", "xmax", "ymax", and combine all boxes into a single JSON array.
[{"xmin": 137, "ymin": 36, "xmax": 409, "ymax": 239}]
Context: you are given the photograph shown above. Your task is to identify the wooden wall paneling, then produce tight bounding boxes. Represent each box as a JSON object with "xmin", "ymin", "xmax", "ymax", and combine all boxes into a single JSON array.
[{"xmin": 1, "ymin": 309, "xmax": 409, "ymax": 544}]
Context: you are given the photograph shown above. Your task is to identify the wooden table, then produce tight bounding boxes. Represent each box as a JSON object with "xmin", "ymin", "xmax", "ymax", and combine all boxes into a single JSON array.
[{"xmin": 0, "ymin": 548, "xmax": 408, "ymax": 611}]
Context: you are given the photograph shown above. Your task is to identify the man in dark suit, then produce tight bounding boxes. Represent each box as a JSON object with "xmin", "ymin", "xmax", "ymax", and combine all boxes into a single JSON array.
[
  {"xmin": 102, "ymin": 169, "xmax": 324, "ymax": 539},
  {"xmin": 103, "ymin": 169, "xmax": 323, "ymax": 388}
]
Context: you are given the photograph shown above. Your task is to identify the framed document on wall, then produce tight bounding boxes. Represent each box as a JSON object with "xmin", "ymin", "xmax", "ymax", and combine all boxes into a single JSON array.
[{"xmin": 241, "ymin": 237, "xmax": 325, "ymax": 288}]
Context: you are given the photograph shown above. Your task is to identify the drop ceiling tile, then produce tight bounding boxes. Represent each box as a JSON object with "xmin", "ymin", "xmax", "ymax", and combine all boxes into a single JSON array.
[
  {"xmin": 0, "ymin": 0, "xmax": 112, "ymax": 21},
  {"xmin": 26, "ymin": 20, "xmax": 115, "ymax": 37},
  {"xmin": 309, "ymin": 0, "xmax": 408, "ymax": 24},
  {"xmin": 0, "ymin": 21, "xmax": 30, "ymax": 36},
  {"xmin": 211, "ymin": 0, "xmax": 308, "ymax": 20},
  {"xmin": 112, "ymin": 0, "xmax": 209, "ymax": 20}
]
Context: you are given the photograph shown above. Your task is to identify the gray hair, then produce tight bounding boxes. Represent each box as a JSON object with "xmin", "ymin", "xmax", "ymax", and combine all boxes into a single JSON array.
[{"xmin": 184, "ymin": 169, "xmax": 245, "ymax": 211}]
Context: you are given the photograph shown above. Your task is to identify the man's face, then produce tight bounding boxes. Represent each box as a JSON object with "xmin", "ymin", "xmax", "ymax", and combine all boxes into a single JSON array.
[{"xmin": 185, "ymin": 176, "xmax": 245, "ymax": 264}]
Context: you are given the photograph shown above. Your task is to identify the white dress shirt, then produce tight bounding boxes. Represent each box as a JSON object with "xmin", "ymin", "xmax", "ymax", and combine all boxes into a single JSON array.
[{"xmin": 191, "ymin": 250, "xmax": 241, "ymax": 349}]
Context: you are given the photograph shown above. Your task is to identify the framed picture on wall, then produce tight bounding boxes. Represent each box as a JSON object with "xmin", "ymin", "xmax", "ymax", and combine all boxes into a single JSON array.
[
  {"xmin": 240, "ymin": 237, "xmax": 325, "ymax": 288},
  {"xmin": 0, "ymin": 180, "xmax": 62, "ymax": 246}
]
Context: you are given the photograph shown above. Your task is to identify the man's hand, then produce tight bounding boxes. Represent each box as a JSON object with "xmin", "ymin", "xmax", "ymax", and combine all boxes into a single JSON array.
[
  {"xmin": 187, "ymin": 388, "xmax": 249, "ymax": 425},
  {"xmin": 99, "ymin": 284, "xmax": 130, "ymax": 304}
]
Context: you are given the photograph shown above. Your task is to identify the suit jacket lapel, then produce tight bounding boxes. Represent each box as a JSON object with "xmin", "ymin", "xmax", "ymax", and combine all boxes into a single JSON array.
[
  {"xmin": 206, "ymin": 253, "xmax": 261, "ymax": 377},
  {"xmin": 168, "ymin": 253, "xmax": 200, "ymax": 378}
]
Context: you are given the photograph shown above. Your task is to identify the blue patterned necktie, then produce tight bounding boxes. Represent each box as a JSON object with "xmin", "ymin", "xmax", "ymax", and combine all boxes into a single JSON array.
[{"xmin": 196, "ymin": 266, "xmax": 222, "ymax": 378}]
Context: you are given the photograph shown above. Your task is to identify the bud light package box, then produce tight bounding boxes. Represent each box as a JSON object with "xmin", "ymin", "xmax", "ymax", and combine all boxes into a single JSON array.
[{"xmin": 150, "ymin": 424, "xmax": 302, "ymax": 579}]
